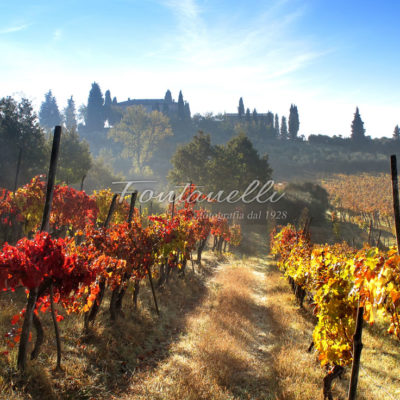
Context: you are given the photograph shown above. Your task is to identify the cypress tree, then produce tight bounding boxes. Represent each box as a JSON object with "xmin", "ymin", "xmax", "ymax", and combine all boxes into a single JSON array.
[
  {"xmin": 104, "ymin": 90, "xmax": 112, "ymax": 124},
  {"xmin": 64, "ymin": 96, "xmax": 77, "ymax": 130},
  {"xmin": 245, "ymin": 108, "xmax": 251, "ymax": 122},
  {"xmin": 351, "ymin": 107, "xmax": 366, "ymax": 141},
  {"xmin": 288, "ymin": 104, "xmax": 300, "ymax": 140},
  {"xmin": 86, "ymin": 82, "xmax": 105, "ymax": 132},
  {"xmin": 164, "ymin": 90, "xmax": 173, "ymax": 103},
  {"xmin": 238, "ymin": 97, "xmax": 245, "ymax": 119},
  {"xmin": 266, "ymin": 111, "xmax": 274, "ymax": 126},
  {"xmin": 252, "ymin": 108, "xmax": 258, "ymax": 122},
  {"xmin": 39, "ymin": 90, "xmax": 62, "ymax": 129},
  {"xmin": 280, "ymin": 116, "xmax": 288, "ymax": 140},
  {"xmin": 178, "ymin": 90, "xmax": 185, "ymax": 120},
  {"xmin": 184, "ymin": 103, "xmax": 191, "ymax": 120},
  {"xmin": 104, "ymin": 90, "xmax": 112, "ymax": 106},
  {"xmin": 393, "ymin": 125, "xmax": 400, "ymax": 140},
  {"xmin": 274, "ymin": 114, "xmax": 280, "ymax": 138}
]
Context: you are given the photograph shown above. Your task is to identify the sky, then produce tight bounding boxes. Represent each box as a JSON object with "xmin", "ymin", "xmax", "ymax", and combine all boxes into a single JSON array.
[{"xmin": 0, "ymin": 0, "xmax": 399, "ymax": 138}]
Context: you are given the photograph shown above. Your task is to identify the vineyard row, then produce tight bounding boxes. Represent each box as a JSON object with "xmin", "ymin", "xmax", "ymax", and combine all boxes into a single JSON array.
[{"xmin": 270, "ymin": 224, "xmax": 400, "ymax": 399}]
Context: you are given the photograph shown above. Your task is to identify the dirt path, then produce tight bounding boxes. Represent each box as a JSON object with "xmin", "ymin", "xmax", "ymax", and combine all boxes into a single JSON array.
[{"xmin": 119, "ymin": 255, "xmax": 319, "ymax": 400}]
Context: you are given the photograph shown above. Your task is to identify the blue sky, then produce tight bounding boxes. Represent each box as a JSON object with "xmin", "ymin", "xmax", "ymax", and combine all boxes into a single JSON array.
[{"xmin": 0, "ymin": 0, "xmax": 399, "ymax": 138}]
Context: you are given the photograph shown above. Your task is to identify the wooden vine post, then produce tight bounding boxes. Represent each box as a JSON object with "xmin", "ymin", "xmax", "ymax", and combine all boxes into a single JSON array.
[
  {"xmin": 347, "ymin": 302, "xmax": 364, "ymax": 400},
  {"xmin": 348, "ymin": 154, "xmax": 400, "ymax": 399},
  {"xmin": 134, "ymin": 191, "xmax": 158, "ymax": 315},
  {"xmin": 145, "ymin": 194, "xmax": 159, "ymax": 315},
  {"xmin": 127, "ymin": 191, "xmax": 141, "ymax": 309},
  {"xmin": 49, "ymin": 283, "xmax": 62, "ymax": 371},
  {"xmin": 390, "ymin": 155, "xmax": 400, "ymax": 250},
  {"xmin": 104, "ymin": 194, "xmax": 119, "ymax": 228},
  {"xmin": 127, "ymin": 190, "xmax": 138, "ymax": 226},
  {"xmin": 111, "ymin": 191, "xmax": 138, "ymax": 318},
  {"xmin": 147, "ymin": 264, "xmax": 160, "ymax": 315},
  {"xmin": 17, "ymin": 126, "xmax": 62, "ymax": 372},
  {"xmin": 13, "ymin": 146, "xmax": 23, "ymax": 193},
  {"xmin": 80, "ymin": 174, "xmax": 86, "ymax": 192},
  {"xmin": 171, "ymin": 193, "xmax": 175, "ymax": 220},
  {"xmin": 84, "ymin": 193, "xmax": 119, "ymax": 330}
]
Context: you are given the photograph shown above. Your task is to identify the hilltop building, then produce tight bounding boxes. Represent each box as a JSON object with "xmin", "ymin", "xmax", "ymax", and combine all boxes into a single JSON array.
[{"xmin": 116, "ymin": 90, "xmax": 190, "ymax": 119}]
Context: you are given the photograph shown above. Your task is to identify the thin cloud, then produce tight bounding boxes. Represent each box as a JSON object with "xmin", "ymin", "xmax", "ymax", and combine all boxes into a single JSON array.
[
  {"xmin": 0, "ymin": 24, "xmax": 30, "ymax": 34},
  {"xmin": 162, "ymin": 0, "xmax": 201, "ymax": 20},
  {"xmin": 156, "ymin": 0, "xmax": 323, "ymax": 80},
  {"xmin": 53, "ymin": 29, "xmax": 62, "ymax": 41}
]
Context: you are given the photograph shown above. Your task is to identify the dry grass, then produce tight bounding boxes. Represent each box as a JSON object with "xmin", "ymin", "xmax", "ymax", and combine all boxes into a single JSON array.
[{"xmin": 122, "ymin": 258, "xmax": 280, "ymax": 400}]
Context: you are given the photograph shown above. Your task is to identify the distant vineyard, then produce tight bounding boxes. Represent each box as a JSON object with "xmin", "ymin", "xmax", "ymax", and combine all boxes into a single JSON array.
[{"xmin": 321, "ymin": 173, "xmax": 393, "ymax": 229}]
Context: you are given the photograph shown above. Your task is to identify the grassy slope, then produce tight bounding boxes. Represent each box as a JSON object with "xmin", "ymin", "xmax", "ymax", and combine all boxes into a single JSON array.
[{"xmin": 1, "ymin": 231, "xmax": 400, "ymax": 400}]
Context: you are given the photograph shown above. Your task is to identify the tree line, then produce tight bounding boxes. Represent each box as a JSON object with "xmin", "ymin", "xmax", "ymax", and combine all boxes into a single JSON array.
[
  {"xmin": 37, "ymin": 82, "xmax": 400, "ymax": 145},
  {"xmin": 39, "ymin": 83, "xmax": 191, "ymax": 134},
  {"xmin": 236, "ymin": 97, "xmax": 300, "ymax": 140},
  {"xmin": 0, "ymin": 96, "xmax": 120, "ymax": 191}
]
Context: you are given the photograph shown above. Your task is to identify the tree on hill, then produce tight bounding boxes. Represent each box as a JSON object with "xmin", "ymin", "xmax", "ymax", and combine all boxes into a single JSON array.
[
  {"xmin": 266, "ymin": 111, "xmax": 274, "ymax": 127},
  {"xmin": 238, "ymin": 97, "xmax": 245, "ymax": 119},
  {"xmin": 0, "ymin": 97, "xmax": 47, "ymax": 189},
  {"xmin": 288, "ymin": 104, "xmax": 300, "ymax": 140},
  {"xmin": 274, "ymin": 114, "xmax": 280, "ymax": 137},
  {"xmin": 85, "ymin": 82, "xmax": 105, "ymax": 132},
  {"xmin": 108, "ymin": 106, "xmax": 172, "ymax": 173},
  {"xmin": 165, "ymin": 90, "xmax": 173, "ymax": 103},
  {"xmin": 63, "ymin": 96, "xmax": 77, "ymax": 130},
  {"xmin": 106, "ymin": 94, "xmax": 123, "ymax": 127},
  {"xmin": 178, "ymin": 90, "xmax": 185, "ymax": 120},
  {"xmin": 39, "ymin": 90, "xmax": 62, "ymax": 130},
  {"xmin": 169, "ymin": 131, "xmax": 272, "ymax": 194},
  {"xmin": 245, "ymin": 108, "xmax": 251, "ymax": 122},
  {"xmin": 351, "ymin": 107, "xmax": 366, "ymax": 141},
  {"xmin": 184, "ymin": 102, "xmax": 191, "ymax": 120},
  {"xmin": 168, "ymin": 131, "xmax": 214, "ymax": 184},
  {"xmin": 78, "ymin": 104, "xmax": 87, "ymax": 125},
  {"xmin": 253, "ymin": 108, "xmax": 258, "ymax": 122},
  {"xmin": 210, "ymin": 133, "xmax": 272, "ymax": 192},
  {"xmin": 83, "ymin": 155, "xmax": 123, "ymax": 193},
  {"xmin": 57, "ymin": 129, "xmax": 92, "ymax": 184},
  {"xmin": 103, "ymin": 90, "xmax": 113, "ymax": 126},
  {"xmin": 393, "ymin": 125, "xmax": 400, "ymax": 140},
  {"xmin": 280, "ymin": 116, "xmax": 288, "ymax": 140}
]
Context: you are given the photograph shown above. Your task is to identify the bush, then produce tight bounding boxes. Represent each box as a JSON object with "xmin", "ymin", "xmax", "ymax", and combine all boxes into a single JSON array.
[{"xmin": 274, "ymin": 182, "xmax": 329, "ymax": 226}]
